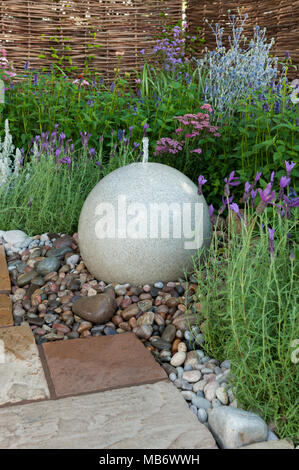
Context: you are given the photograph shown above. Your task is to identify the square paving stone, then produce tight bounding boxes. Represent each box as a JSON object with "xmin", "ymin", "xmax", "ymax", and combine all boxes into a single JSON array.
[
  {"xmin": 41, "ymin": 332, "xmax": 168, "ymax": 398},
  {"xmin": 0, "ymin": 295, "xmax": 13, "ymax": 327},
  {"xmin": 0, "ymin": 382, "xmax": 216, "ymax": 449},
  {"xmin": 0, "ymin": 246, "xmax": 10, "ymax": 294},
  {"xmin": 0, "ymin": 325, "xmax": 50, "ymax": 406}
]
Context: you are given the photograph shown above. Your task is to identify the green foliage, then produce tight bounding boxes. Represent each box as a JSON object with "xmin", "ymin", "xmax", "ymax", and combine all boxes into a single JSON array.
[{"xmin": 193, "ymin": 207, "xmax": 299, "ymax": 443}]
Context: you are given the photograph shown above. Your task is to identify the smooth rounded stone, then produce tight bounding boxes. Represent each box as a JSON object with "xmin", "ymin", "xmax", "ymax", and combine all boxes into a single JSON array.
[
  {"xmin": 150, "ymin": 338, "xmax": 171, "ymax": 351},
  {"xmin": 189, "ymin": 404, "xmax": 198, "ymax": 416},
  {"xmin": 137, "ymin": 311, "xmax": 154, "ymax": 326},
  {"xmin": 183, "ymin": 364, "xmax": 193, "ymax": 372},
  {"xmin": 78, "ymin": 162, "xmax": 211, "ymax": 285},
  {"xmin": 159, "ymin": 350, "xmax": 171, "ymax": 362},
  {"xmin": 196, "ymin": 390, "xmax": 204, "ymax": 398},
  {"xmin": 212, "ymin": 399, "xmax": 222, "ymax": 408},
  {"xmin": 182, "ymin": 370, "xmax": 202, "ymax": 383},
  {"xmin": 197, "ymin": 408, "xmax": 208, "ymax": 423},
  {"xmin": 169, "ymin": 372, "xmax": 177, "ymax": 382},
  {"xmin": 208, "ymin": 407, "xmax": 268, "ymax": 449},
  {"xmin": 193, "ymin": 379, "xmax": 208, "ymax": 393},
  {"xmin": 122, "ymin": 304, "xmax": 139, "ymax": 320},
  {"xmin": 204, "ymin": 381, "xmax": 219, "ymax": 402},
  {"xmin": 176, "ymin": 366, "xmax": 184, "ymax": 378},
  {"xmin": 46, "ymin": 246, "xmax": 72, "ymax": 258},
  {"xmin": 66, "ymin": 254, "xmax": 80, "ymax": 266},
  {"xmin": 181, "ymin": 391, "xmax": 196, "ymax": 401},
  {"xmin": 31, "ymin": 277, "xmax": 46, "ymax": 287},
  {"xmin": 177, "ymin": 342, "xmax": 187, "ymax": 353},
  {"xmin": 161, "ymin": 324, "xmax": 176, "ymax": 343},
  {"xmin": 227, "ymin": 388, "xmax": 235, "ymax": 403},
  {"xmin": 17, "ymin": 270, "xmax": 39, "ymax": 287},
  {"xmin": 201, "ymin": 367, "xmax": 214, "ymax": 374},
  {"xmin": 12, "ymin": 288, "xmax": 26, "ymax": 302},
  {"xmin": 72, "ymin": 293, "xmax": 117, "ymax": 324},
  {"xmin": 216, "ymin": 386, "xmax": 229, "ymax": 405},
  {"xmin": 220, "ymin": 360, "xmax": 231, "ymax": 369},
  {"xmin": 36, "ymin": 257, "xmax": 60, "ymax": 276},
  {"xmin": 135, "ymin": 325, "xmax": 153, "ymax": 340},
  {"xmin": 154, "ymin": 282, "xmax": 164, "ymax": 289},
  {"xmin": 90, "ymin": 325, "xmax": 105, "ymax": 336},
  {"xmin": 170, "ymin": 351, "xmax": 186, "ymax": 367},
  {"xmin": 53, "ymin": 236, "xmax": 73, "ymax": 249},
  {"xmin": 181, "ymin": 380, "xmax": 193, "ymax": 391},
  {"xmin": 161, "ymin": 363, "xmax": 177, "ymax": 377},
  {"xmin": 104, "ymin": 326, "xmax": 117, "ymax": 335},
  {"xmin": 44, "ymin": 313, "xmax": 58, "ymax": 324},
  {"xmin": 267, "ymin": 430, "xmax": 279, "ymax": 441},
  {"xmin": 201, "ymin": 356, "xmax": 211, "ymax": 364},
  {"xmin": 196, "ymin": 350, "xmax": 205, "ymax": 359},
  {"xmin": 184, "ymin": 330, "xmax": 194, "ymax": 342},
  {"xmin": 184, "ymin": 350, "xmax": 201, "ymax": 369},
  {"xmin": 137, "ymin": 300, "xmax": 153, "ymax": 313},
  {"xmin": 3, "ymin": 230, "xmax": 27, "ymax": 247},
  {"xmin": 191, "ymin": 396, "xmax": 212, "ymax": 410}
]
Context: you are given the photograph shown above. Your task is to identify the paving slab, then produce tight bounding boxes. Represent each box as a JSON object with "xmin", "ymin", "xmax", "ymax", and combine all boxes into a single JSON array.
[
  {"xmin": 0, "ymin": 381, "xmax": 216, "ymax": 449},
  {"xmin": 0, "ymin": 294, "xmax": 13, "ymax": 327},
  {"xmin": 0, "ymin": 246, "xmax": 10, "ymax": 294},
  {"xmin": 0, "ymin": 325, "xmax": 50, "ymax": 406},
  {"xmin": 241, "ymin": 439, "xmax": 294, "ymax": 449},
  {"xmin": 41, "ymin": 332, "xmax": 168, "ymax": 398}
]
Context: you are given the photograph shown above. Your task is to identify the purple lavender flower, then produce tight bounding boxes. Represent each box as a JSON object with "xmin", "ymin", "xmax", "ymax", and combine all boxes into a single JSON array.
[
  {"xmin": 110, "ymin": 82, "xmax": 115, "ymax": 92},
  {"xmin": 285, "ymin": 160, "xmax": 296, "ymax": 177},
  {"xmin": 89, "ymin": 148, "xmax": 95, "ymax": 158},
  {"xmin": 251, "ymin": 189, "xmax": 257, "ymax": 208},
  {"xmin": 268, "ymin": 227, "xmax": 275, "ymax": 256},
  {"xmin": 140, "ymin": 49, "xmax": 145, "ymax": 55},
  {"xmin": 33, "ymin": 74, "xmax": 38, "ymax": 86},
  {"xmin": 254, "ymin": 172, "xmax": 262, "ymax": 186},
  {"xmin": 224, "ymin": 171, "xmax": 240, "ymax": 196},
  {"xmin": 218, "ymin": 195, "xmax": 234, "ymax": 215},
  {"xmin": 197, "ymin": 175, "xmax": 207, "ymax": 195},
  {"xmin": 243, "ymin": 181, "xmax": 251, "ymax": 203},
  {"xmin": 256, "ymin": 183, "xmax": 276, "ymax": 213},
  {"xmin": 28, "ymin": 197, "xmax": 33, "ymax": 208},
  {"xmin": 229, "ymin": 203, "xmax": 245, "ymax": 222}
]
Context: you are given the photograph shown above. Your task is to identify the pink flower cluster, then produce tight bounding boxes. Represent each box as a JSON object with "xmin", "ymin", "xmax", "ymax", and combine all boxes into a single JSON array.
[
  {"xmin": 0, "ymin": 49, "xmax": 16, "ymax": 80},
  {"xmin": 154, "ymin": 104, "xmax": 220, "ymax": 158},
  {"xmin": 153, "ymin": 137, "xmax": 184, "ymax": 156}
]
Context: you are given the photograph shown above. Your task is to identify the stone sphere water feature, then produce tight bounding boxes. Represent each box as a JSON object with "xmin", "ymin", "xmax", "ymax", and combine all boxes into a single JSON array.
[{"xmin": 78, "ymin": 162, "xmax": 211, "ymax": 285}]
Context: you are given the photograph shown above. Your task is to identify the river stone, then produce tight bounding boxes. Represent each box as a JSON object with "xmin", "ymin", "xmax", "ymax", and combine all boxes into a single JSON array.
[
  {"xmin": 170, "ymin": 351, "xmax": 186, "ymax": 367},
  {"xmin": 161, "ymin": 324, "xmax": 176, "ymax": 343},
  {"xmin": 208, "ymin": 407, "xmax": 268, "ymax": 449},
  {"xmin": 72, "ymin": 293, "xmax": 117, "ymax": 324},
  {"xmin": 17, "ymin": 270, "xmax": 39, "ymax": 287},
  {"xmin": 3, "ymin": 230, "xmax": 28, "ymax": 247},
  {"xmin": 36, "ymin": 257, "xmax": 60, "ymax": 276},
  {"xmin": 78, "ymin": 162, "xmax": 211, "ymax": 285}
]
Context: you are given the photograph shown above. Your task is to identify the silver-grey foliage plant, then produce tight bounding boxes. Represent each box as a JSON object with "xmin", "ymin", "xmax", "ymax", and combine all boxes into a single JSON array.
[{"xmin": 198, "ymin": 10, "xmax": 279, "ymax": 118}]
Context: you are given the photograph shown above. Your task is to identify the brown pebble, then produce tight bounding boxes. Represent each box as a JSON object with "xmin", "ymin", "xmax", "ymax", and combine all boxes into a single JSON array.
[
  {"xmin": 128, "ymin": 317, "xmax": 137, "ymax": 329},
  {"xmin": 116, "ymin": 296, "xmax": 124, "ymax": 306},
  {"xmin": 77, "ymin": 321, "xmax": 93, "ymax": 334},
  {"xmin": 112, "ymin": 314, "xmax": 123, "ymax": 326},
  {"xmin": 139, "ymin": 293, "xmax": 152, "ymax": 301},
  {"xmin": 156, "ymin": 304, "xmax": 169, "ymax": 314},
  {"xmin": 122, "ymin": 304, "xmax": 139, "ymax": 320},
  {"xmin": 53, "ymin": 323, "xmax": 71, "ymax": 334},
  {"xmin": 171, "ymin": 338, "xmax": 181, "ymax": 354},
  {"xmin": 119, "ymin": 321, "xmax": 131, "ymax": 331},
  {"xmin": 154, "ymin": 313, "xmax": 164, "ymax": 326},
  {"xmin": 80, "ymin": 330, "xmax": 91, "ymax": 338},
  {"xmin": 120, "ymin": 297, "xmax": 132, "ymax": 309}
]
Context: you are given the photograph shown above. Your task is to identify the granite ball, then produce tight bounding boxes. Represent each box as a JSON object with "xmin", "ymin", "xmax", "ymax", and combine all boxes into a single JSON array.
[{"xmin": 78, "ymin": 162, "xmax": 211, "ymax": 285}]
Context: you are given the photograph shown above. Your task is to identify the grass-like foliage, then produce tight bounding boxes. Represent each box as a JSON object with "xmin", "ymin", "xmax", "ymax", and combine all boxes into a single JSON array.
[
  {"xmin": 0, "ymin": 140, "xmax": 139, "ymax": 235},
  {"xmin": 193, "ymin": 193, "xmax": 298, "ymax": 443}
]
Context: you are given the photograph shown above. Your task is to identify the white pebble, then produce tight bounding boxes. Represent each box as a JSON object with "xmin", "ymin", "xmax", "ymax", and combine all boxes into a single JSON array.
[{"xmin": 170, "ymin": 351, "xmax": 186, "ymax": 367}]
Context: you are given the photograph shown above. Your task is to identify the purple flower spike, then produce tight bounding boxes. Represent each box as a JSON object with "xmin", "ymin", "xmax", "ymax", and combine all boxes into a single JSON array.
[
  {"xmin": 256, "ymin": 183, "xmax": 276, "ymax": 214},
  {"xmin": 268, "ymin": 227, "xmax": 275, "ymax": 256},
  {"xmin": 197, "ymin": 175, "xmax": 207, "ymax": 195},
  {"xmin": 254, "ymin": 172, "xmax": 262, "ymax": 186},
  {"xmin": 28, "ymin": 197, "xmax": 33, "ymax": 208},
  {"xmin": 229, "ymin": 203, "xmax": 244, "ymax": 222},
  {"xmin": 224, "ymin": 171, "xmax": 240, "ymax": 196},
  {"xmin": 280, "ymin": 176, "xmax": 291, "ymax": 189},
  {"xmin": 285, "ymin": 160, "xmax": 296, "ymax": 177}
]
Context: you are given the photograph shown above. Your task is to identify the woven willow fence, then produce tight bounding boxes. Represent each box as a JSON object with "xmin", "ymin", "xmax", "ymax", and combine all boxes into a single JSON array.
[
  {"xmin": 0, "ymin": 0, "xmax": 182, "ymax": 77},
  {"xmin": 186, "ymin": 0, "xmax": 299, "ymax": 76}
]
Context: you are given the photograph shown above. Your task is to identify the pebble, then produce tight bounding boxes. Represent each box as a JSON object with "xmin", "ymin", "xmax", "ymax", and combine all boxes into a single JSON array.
[
  {"xmin": 216, "ymin": 386, "xmax": 229, "ymax": 405},
  {"xmin": 169, "ymin": 373, "xmax": 177, "ymax": 382},
  {"xmin": 150, "ymin": 338, "xmax": 171, "ymax": 351},
  {"xmin": 170, "ymin": 351, "xmax": 186, "ymax": 367},
  {"xmin": 189, "ymin": 405, "xmax": 198, "ymax": 416},
  {"xmin": 193, "ymin": 380, "xmax": 207, "ymax": 393},
  {"xmin": 197, "ymin": 408, "xmax": 208, "ymax": 423},
  {"xmin": 72, "ymin": 294, "xmax": 117, "ymax": 323},
  {"xmin": 220, "ymin": 360, "xmax": 231, "ymax": 369},
  {"xmin": 161, "ymin": 324, "xmax": 176, "ymax": 343},
  {"xmin": 135, "ymin": 325, "xmax": 153, "ymax": 340},
  {"xmin": 154, "ymin": 282, "xmax": 163, "ymax": 289},
  {"xmin": 204, "ymin": 381, "xmax": 219, "ymax": 402},
  {"xmin": 182, "ymin": 370, "xmax": 202, "ymax": 383},
  {"xmin": 191, "ymin": 396, "xmax": 212, "ymax": 410},
  {"xmin": 36, "ymin": 257, "xmax": 60, "ymax": 276},
  {"xmin": 181, "ymin": 391, "xmax": 196, "ymax": 401}
]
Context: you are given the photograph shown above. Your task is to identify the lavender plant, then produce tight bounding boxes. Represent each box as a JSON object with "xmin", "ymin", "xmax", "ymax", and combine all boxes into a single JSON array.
[
  {"xmin": 198, "ymin": 10, "xmax": 279, "ymax": 117},
  {"xmin": 192, "ymin": 164, "xmax": 299, "ymax": 443}
]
